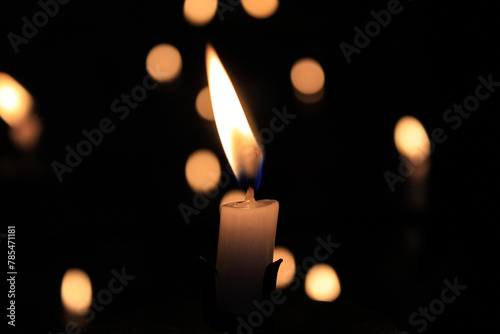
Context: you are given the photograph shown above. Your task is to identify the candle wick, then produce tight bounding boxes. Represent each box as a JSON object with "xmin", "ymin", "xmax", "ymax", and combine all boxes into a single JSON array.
[{"xmin": 245, "ymin": 187, "xmax": 255, "ymax": 202}]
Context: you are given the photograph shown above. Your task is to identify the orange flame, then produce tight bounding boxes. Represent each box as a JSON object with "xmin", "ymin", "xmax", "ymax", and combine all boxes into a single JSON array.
[{"xmin": 206, "ymin": 44, "xmax": 263, "ymax": 188}]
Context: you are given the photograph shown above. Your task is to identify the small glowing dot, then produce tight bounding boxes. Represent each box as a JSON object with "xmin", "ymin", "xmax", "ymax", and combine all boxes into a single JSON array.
[
  {"xmin": 305, "ymin": 263, "xmax": 341, "ymax": 302},
  {"xmin": 273, "ymin": 246, "xmax": 296, "ymax": 289},
  {"xmin": 61, "ymin": 269, "xmax": 92, "ymax": 315},
  {"xmin": 185, "ymin": 149, "xmax": 221, "ymax": 193},
  {"xmin": 242, "ymin": 0, "xmax": 279, "ymax": 19},
  {"xmin": 183, "ymin": 0, "xmax": 218, "ymax": 26},
  {"xmin": 220, "ymin": 189, "xmax": 245, "ymax": 209},
  {"xmin": 196, "ymin": 86, "xmax": 214, "ymax": 121},
  {"xmin": 394, "ymin": 116, "xmax": 430, "ymax": 165},
  {"xmin": 146, "ymin": 44, "xmax": 182, "ymax": 83},
  {"xmin": 290, "ymin": 58, "xmax": 325, "ymax": 96}
]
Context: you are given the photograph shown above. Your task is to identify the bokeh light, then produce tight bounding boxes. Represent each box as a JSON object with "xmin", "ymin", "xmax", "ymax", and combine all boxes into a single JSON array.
[
  {"xmin": 290, "ymin": 58, "xmax": 325, "ymax": 98},
  {"xmin": 185, "ymin": 149, "xmax": 221, "ymax": 193},
  {"xmin": 183, "ymin": 0, "xmax": 217, "ymax": 26},
  {"xmin": 242, "ymin": 0, "xmax": 279, "ymax": 19},
  {"xmin": 146, "ymin": 44, "xmax": 182, "ymax": 83},
  {"xmin": 273, "ymin": 246, "xmax": 296, "ymax": 289},
  {"xmin": 0, "ymin": 72, "xmax": 33, "ymax": 128},
  {"xmin": 196, "ymin": 86, "xmax": 214, "ymax": 121},
  {"xmin": 394, "ymin": 115, "xmax": 430, "ymax": 165},
  {"xmin": 61, "ymin": 269, "xmax": 92, "ymax": 315},
  {"xmin": 220, "ymin": 189, "xmax": 245, "ymax": 209},
  {"xmin": 305, "ymin": 263, "xmax": 341, "ymax": 302}
]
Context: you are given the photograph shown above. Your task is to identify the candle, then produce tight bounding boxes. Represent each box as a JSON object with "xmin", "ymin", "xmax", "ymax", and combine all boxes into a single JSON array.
[
  {"xmin": 217, "ymin": 188, "xmax": 279, "ymax": 313},
  {"xmin": 394, "ymin": 115, "xmax": 431, "ymax": 211},
  {"xmin": 0, "ymin": 72, "xmax": 42, "ymax": 152},
  {"xmin": 206, "ymin": 44, "xmax": 280, "ymax": 314}
]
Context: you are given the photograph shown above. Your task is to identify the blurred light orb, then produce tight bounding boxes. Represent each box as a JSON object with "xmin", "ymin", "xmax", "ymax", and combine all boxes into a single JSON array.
[
  {"xmin": 220, "ymin": 189, "xmax": 245, "ymax": 208},
  {"xmin": 61, "ymin": 269, "xmax": 92, "ymax": 315},
  {"xmin": 0, "ymin": 72, "xmax": 33, "ymax": 128},
  {"xmin": 394, "ymin": 116, "xmax": 430, "ymax": 165},
  {"xmin": 241, "ymin": 0, "xmax": 279, "ymax": 19},
  {"xmin": 196, "ymin": 86, "xmax": 214, "ymax": 121},
  {"xmin": 290, "ymin": 58, "xmax": 325, "ymax": 95},
  {"xmin": 146, "ymin": 44, "xmax": 182, "ymax": 83},
  {"xmin": 185, "ymin": 149, "xmax": 221, "ymax": 193},
  {"xmin": 273, "ymin": 246, "xmax": 296, "ymax": 289},
  {"xmin": 183, "ymin": 0, "xmax": 218, "ymax": 26},
  {"xmin": 305, "ymin": 263, "xmax": 341, "ymax": 302},
  {"xmin": 242, "ymin": 0, "xmax": 279, "ymax": 19}
]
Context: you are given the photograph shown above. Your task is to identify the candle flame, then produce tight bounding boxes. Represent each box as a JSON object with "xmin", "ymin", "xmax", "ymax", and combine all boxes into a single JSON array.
[{"xmin": 206, "ymin": 44, "xmax": 263, "ymax": 190}]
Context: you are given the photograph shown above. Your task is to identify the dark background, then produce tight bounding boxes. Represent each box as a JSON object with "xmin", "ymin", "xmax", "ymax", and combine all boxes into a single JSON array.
[{"xmin": 1, "ymin": 0, "xmax": 499, "ymax": 333}]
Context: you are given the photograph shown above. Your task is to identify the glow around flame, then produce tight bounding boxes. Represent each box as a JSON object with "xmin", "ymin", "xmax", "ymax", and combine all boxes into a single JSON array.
[{"xmin": 206, "ymin": 44, "xmax": 263, "ymax": 189}]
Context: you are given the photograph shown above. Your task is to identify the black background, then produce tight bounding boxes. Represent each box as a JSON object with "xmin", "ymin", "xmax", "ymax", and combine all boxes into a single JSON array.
[{"xmin": 0, "ymin": 0, "xmax": 499, "ymax": 333}]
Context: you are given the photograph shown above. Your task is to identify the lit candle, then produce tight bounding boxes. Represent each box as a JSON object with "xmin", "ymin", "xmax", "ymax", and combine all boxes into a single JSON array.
[
  {"xmin": 394, "ymin": 115, "xmax": 431, "ymax": 211},
  {"xmin": 206, "ymin": 44, "xmax": 279, "ymax": 314},
  {"xmin": 0, "ymin": 72, "xmax": 42, "ymax": 151}
]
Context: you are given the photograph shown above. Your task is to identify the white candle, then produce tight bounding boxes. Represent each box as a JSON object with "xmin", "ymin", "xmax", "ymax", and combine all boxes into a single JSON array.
[
  {"xmin": 216, "ymin": 187, "xmax": 279, "ymax": 314},
  {"xmin": 205, "ymin": 44, "xmax": 280, "ymax": 314}
]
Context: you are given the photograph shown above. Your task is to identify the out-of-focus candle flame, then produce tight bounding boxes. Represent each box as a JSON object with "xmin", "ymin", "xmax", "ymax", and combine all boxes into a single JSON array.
[
  {"xmin": 185, "ymin": 149, "xmax": 221, "ymax": 193},
  {"xmin": 242, "ymin": 0, "xmax": 279, "ymax": 19},
  {"xmin": 290, "ymin": 58, "xmax": 325, "ymax": 96},
  {"xmin": 273, "ymin": 246, "xmax": 296, "ymax": 289},
  {"xmin": 146, "ymin": 44, "xmax": 182, "ymax": 83},
  {"xmin": 61, "ymin": 269, "xmax": 92, "ymax": 315},
  {"xmin": 206, "ymin": 44, "xmax": 263, "ymax": 189},
  {"xmin": 305, "ymin": 263, "xmax": 341, "ymax": 302},
  {"xmin": 183, "ymin": 0, "xmax": 217, "ymax": 26},
  {"xmin": 0, "ymin": 73, "xmax": 33, "ymax": 128},
  {"xmin": 394, "ymin": 116, "xmax": 430, "ymax": 165},
  {"xmin": 196, "ymin": 86, "xmax": 214, "ymax": 121}
]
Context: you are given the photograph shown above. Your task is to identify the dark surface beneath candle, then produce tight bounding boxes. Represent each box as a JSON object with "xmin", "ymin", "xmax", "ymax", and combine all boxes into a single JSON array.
[{"xmin": 0, "ymin": 1, "xmax": 498, "ymax": 333}]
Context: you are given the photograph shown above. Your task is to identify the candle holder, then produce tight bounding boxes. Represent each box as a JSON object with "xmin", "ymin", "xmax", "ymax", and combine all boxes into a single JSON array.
[{"xmin": 199, "ymin": 256, "xmax": 282, "ymax": 334}]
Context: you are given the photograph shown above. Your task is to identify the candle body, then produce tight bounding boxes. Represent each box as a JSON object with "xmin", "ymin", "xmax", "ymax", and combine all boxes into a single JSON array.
[
  {"xmin": 216, "ymin": 199, "xmax": 279, "ymax": 314},
  {"xmin": 405, "ymin": 158, "xmax": 430, "ymax": 212}
]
